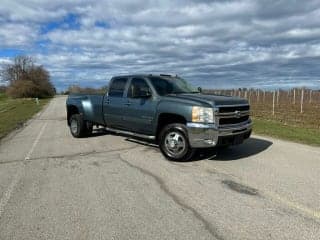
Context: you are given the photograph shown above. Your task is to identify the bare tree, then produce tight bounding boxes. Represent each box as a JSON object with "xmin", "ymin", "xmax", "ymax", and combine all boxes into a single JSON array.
[
  {"xmin": 2, "ymin": 56, "xmax": 34, "ymax": 83},
  {"xmin": 2, "ymin": 56, "xmax": 55, "ymax": 98}
]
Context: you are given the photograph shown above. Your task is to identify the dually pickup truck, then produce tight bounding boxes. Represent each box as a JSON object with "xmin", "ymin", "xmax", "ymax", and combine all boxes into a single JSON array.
[{"xmin": 66, "ymin": 74, "xmax": 252, "ymax": 161}]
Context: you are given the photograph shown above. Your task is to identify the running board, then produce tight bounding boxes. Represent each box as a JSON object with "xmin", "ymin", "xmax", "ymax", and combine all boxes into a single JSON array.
[{"xmin": 105, "ymin": 127, "xmax": 156, "ymax": 140}]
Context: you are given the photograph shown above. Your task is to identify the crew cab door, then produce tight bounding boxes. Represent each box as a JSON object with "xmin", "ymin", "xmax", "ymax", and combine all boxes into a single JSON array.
[
  {"xmin": 124, "ymin": 77, "xmax": 157, "ymax": 135},
  {"xmin": 103, "ymin": 77, "xmax": 128, "ymax": 129}
]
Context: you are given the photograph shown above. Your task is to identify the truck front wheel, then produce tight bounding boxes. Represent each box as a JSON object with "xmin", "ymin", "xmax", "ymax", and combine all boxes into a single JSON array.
[
  {"xmin": 159, "ymin": 123, "xmax": 195, "ymax": 161},
  {"xmin": 69, "ymin": 114, "xmax": 92, "ymax": 138}
]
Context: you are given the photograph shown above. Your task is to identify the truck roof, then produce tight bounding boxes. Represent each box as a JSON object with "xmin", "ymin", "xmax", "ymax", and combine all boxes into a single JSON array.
[{"xmin": 112, "ymin": 73, "xmax": 178, "ymax": 78}]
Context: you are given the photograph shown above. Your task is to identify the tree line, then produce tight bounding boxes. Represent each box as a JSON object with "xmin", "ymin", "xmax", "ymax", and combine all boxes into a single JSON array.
[
  {"xmin": 61, "ymin": 85, "xmax": 108, "ymax": 95},
  {"xmin": 1, "ymin": 56, "xmax": 55, "ymax": 98}
]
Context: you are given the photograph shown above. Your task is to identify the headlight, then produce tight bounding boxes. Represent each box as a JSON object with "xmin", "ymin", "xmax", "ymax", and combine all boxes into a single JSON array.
[{"xmin": 192, "ymin": 106, "xmax": 214, "ymax": 123}]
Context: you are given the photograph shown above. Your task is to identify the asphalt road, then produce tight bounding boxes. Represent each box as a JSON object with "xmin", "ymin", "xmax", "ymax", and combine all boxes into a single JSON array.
[{"xmin": 0, "ymin": 96, "xmax": 319, "ymax": 240}]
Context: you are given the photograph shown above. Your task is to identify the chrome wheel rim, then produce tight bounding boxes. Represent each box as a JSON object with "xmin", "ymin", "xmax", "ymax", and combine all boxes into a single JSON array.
[
  {"xmin": 164, "ymin": 131, "xmax": 186, "ymax": 156},
  {"xmin": 70, "ymin": 119, "xmax": 78, "ymax": 134}
]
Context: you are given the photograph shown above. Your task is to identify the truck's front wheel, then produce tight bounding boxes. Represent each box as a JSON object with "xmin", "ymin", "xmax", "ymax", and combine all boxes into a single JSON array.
[
  {"xmin": 159, "ymin": 123, "xmax": 195, "ymax": 161},
  {"xmin": 69, "ymin": 114, "xmax": 92, "ymax": 138}
]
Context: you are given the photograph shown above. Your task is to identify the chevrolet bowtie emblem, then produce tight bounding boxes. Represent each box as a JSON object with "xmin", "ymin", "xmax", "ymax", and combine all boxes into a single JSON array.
[{"xmin": 235, "ymin": 110, "xmax": 241, "ymax": 118}]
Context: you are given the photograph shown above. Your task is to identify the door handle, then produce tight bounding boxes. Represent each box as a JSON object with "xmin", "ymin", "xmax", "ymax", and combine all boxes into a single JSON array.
[{"xmin": 124, "ymin": 101, "xmax": 131, "ymax": 106}]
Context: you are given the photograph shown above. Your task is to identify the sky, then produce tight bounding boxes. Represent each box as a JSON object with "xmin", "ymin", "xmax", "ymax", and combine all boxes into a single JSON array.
[{"xmin": 1, "ymin": 0, "xmax": 320, "ymax": 91}]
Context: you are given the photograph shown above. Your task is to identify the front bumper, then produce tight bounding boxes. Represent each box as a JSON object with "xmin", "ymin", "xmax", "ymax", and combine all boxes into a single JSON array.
[{"xmin": 186, "ymin": 121, "xmax": 252, "ymax": 148}]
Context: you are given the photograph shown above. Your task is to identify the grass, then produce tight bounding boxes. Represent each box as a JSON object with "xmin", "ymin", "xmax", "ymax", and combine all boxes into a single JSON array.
[
  {"xmin": 0, "ymin": 93, "xmax": 50, "ymax": 139},
  {"xmin": 253, "ymin": 118, "xmax": 320, "ymax": 146}
]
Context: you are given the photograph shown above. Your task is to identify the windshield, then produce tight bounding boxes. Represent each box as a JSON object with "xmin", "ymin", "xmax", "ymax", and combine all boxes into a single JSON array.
[{"xmin": 148, "ymin": 76, "xmax": 198, "ymax": 96}]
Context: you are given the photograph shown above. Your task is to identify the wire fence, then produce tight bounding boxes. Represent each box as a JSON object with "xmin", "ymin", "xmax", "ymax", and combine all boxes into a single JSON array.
[{"xmin": 204, "ymin": 88, "xmax": 320, "ymax": 129}]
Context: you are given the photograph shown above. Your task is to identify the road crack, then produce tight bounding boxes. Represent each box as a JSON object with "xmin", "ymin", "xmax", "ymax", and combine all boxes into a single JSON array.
[
  {"xmin": 28, "ymin": 146, "xmax": 138, "ymax": 161},
  {"xmin": 222, "ymin": 179, "xmax": 259, "ymax": 196},
  {"xmin": 118, "ymin": 154, "xmax": 225, "ymax": 240},
  {"xmin": 0, "ymin": 146, "xmax": 138, "ymax": 165}
]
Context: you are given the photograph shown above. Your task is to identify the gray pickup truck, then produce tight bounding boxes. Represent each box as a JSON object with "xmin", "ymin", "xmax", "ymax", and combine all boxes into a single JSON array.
[{"xmin": 66, "ymin": 74, "xmax": 252, "ymax": 161}]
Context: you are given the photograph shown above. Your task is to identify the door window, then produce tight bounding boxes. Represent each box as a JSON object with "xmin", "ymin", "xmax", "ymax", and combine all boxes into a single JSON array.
[
  {"xmin": 108, "ymin": 78, "xmax": 127, "ymax": 97},
  {"xmin": 127, "ymin": 78, "xmax": 151, "ymax": 98}
]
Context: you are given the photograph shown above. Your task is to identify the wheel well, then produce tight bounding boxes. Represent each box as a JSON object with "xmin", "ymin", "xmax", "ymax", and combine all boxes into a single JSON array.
[
  {"xmin": 67, "ymin": 105, "xmax": 79, "ymax": 125},
  {"xmin": 156, "ymin": 113, "xmax": 186, "ymax": 141}
]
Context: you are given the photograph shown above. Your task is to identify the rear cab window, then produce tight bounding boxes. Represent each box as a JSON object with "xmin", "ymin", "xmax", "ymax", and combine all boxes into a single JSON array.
[{"xmin": 108, "ymin": 78, "xmax": 128, "ymax": 97}]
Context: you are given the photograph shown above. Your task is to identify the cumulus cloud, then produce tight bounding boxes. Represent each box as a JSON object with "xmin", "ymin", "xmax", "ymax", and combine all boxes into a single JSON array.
[
  {"xmin": 0, "ymin": 23, "xmax": 38, "ymax": 48},
  {"xmin": 1, "ymin": 0, "xmax": 320, "ymax": 90}
]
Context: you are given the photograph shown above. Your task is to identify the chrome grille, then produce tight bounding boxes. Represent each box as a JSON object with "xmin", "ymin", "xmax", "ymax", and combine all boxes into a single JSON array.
[
  {"xmin": 219, "ymin": 116, "xmax": 249, "ymax": 125},
  {"xmin": 216, "ymin": 105, "xmax": 250, "ymax": 126},
  {"xmin": 218, "ymin": 105, "xmax": 250, "ymax": 113}
]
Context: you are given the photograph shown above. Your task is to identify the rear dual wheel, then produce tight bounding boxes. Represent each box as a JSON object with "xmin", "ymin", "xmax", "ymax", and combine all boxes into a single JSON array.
[
  {"xmin": 159, "ymin": 123, "xmax": 195, "ymax": 161},
  {"xmin": 69, "ymin": 114, "xmax": 93, "ymax": 138}
]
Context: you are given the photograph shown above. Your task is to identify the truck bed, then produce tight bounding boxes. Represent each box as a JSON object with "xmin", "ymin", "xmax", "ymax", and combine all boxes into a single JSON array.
[{"xmin": 67, "ymin": 94, "xmax": 105, "ymax": 125}]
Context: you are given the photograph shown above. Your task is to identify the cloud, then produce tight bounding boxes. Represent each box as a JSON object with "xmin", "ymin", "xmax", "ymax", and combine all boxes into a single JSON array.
[
  {"xmin": 0, "ymin": 23, "xmax": 38, "ymax": 48},
  {"xmin": 0, "ymin": 0, "xmax": 320, "ymax": 90}
]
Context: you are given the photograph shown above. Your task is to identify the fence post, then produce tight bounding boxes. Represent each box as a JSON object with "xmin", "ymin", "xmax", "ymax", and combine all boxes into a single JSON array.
[
  {"xmin": 272, "ymin": 90, "xmax": 275, "ymax": 116},
  {"xmin": 277, "ymin": 89, "xmax": 280, "ymax": 105},
  {"xmin": 309, "ymin": 90, "xmax": 312, "ymax": 103},
  {"xmin": 263, "ymin": 90, "xmax": 266, "ymax": 103},
  {"xmin": 257, "ymin": 90, "xmax": 260, "ymax": 103},
  {"xmin": 301, "ymin": 88, "xmax": 304, "ymax": 113},
  {"xmin": 293, "ymin": 89, "xmax": 296, "ymax": 104}
]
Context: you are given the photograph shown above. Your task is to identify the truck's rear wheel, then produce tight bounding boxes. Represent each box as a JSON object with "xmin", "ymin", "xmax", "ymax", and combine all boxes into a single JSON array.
[
  {"xmin": 159, "ymin": 123, "xmax": 195, "ymax": 161},
  {"xmin": 69, "ymin": 114, "xmax": 92, "ymax": 138}
]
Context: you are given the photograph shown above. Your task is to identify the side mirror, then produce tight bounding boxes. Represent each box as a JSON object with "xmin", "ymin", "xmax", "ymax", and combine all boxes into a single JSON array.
[{"xmin": 198, "ymin": 87, "xmax": 202, "ymax": 93}]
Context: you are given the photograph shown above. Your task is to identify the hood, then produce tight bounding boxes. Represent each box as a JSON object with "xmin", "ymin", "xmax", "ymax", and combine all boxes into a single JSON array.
[{"xmin": 166, "ymin": 93, "xmax": 248, "ymax": 107}]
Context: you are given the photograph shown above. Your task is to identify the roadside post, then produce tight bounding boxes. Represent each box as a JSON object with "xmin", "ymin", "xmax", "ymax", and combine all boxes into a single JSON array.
[
  {"xmin": 272, "ymin": 90, "xmax": 275, "ymax": 116},
  {"xmin": 301, "ymin": 89, "xmax": 304, "ymax": 114}
]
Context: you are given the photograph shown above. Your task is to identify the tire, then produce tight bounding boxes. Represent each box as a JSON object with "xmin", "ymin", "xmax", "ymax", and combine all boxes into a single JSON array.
[
  {"xmin": 69, "ymin": 114, "xmax": 92, "ymax": 138},
  {"xmin": 159, "ymin": 123, "xmax": 195, "ymax": 161}
]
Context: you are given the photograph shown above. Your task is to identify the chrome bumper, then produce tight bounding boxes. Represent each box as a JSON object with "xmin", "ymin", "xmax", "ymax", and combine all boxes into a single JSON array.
[{"xmin": 186, "ymin": 121, "xmax": 252, "ymax": 148}]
